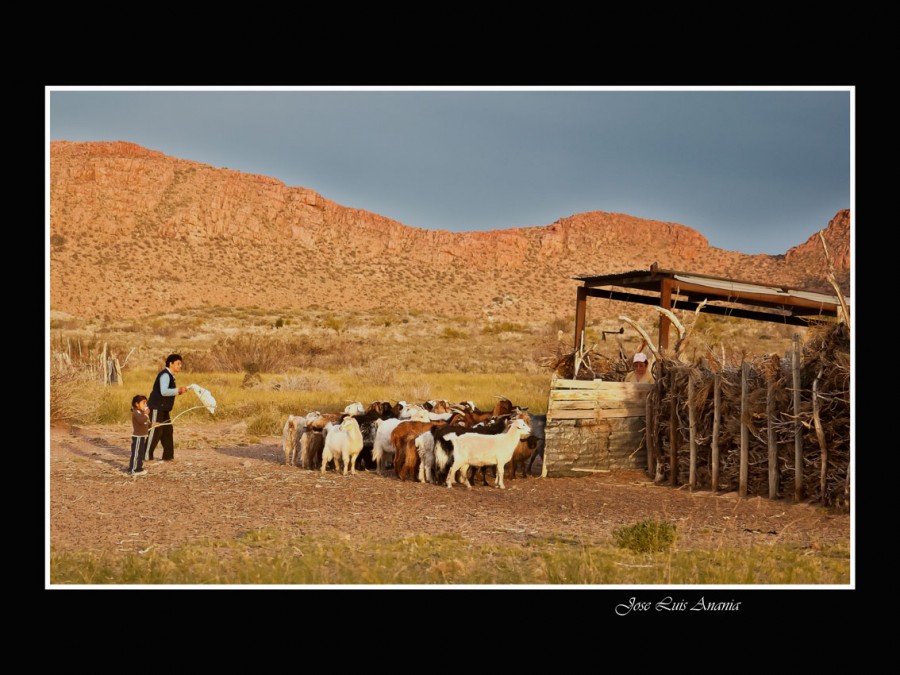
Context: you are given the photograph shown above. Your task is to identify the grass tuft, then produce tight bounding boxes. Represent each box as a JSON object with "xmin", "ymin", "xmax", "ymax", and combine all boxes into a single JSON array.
[{"xmin": 613, "ymin": 519, "xmax": 677, "ymax": 553}]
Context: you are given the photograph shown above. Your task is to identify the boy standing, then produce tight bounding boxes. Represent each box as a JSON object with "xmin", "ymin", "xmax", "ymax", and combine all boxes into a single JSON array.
[
  {"xmin": 146, "ymin": 353, "xmax": 188, "ymax": 462},
  {"xmin": 129, "ymin": 395, "xmax": 152, "ymax": 476}
]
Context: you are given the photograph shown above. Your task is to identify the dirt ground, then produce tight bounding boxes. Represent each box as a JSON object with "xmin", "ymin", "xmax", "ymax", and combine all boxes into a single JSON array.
[{"xmin": 49, "ymin": 422, "xmax": 851, "ymax": 557}]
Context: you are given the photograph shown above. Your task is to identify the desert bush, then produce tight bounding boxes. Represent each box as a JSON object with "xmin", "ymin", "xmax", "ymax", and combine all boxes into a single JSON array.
[
  {"xmin": 206, "ymin": 334, "xmax": 328, "ymax": 372},
  {"xmin": 145, "ymin": 319, "xmax": 178, "ymax": 338},
  {"xmin": 482, "ymin": 321, "xmax": 525, "ymax": 335},
  {"xmin": 547, "ymin": 316, "xmax": 573, "ymax": 334},
  {"xmin": 321, "ymin": 315, "xmax": 346, "ymax": 333},
  {"xmin": 49, "ymin": 318, "xmax": 80, "ymax": 330},
  {"xmin": 347, "ymin": 364, "xmax": 396, "ymax": 387},
  {"xmin": 181, "ymin": 351, "xmax": 218, "ymax": 373},
  {"xmin": 272, "ymin": 372, "xmax": 339, "ymax": 392},
  {"xmin": 242, "ymin": 372, "xmax": 263, "ymax": 389},
  {"xmin": 613, "ymin": 519, "xmax": 677, "ymax": 553},
  {"xmin": 441, "ymin": 326, "xmax": 468, "ymax": 339},
  {"xmin": 50, "ymin": 362, "xmax": 98, "ymax": 424}
]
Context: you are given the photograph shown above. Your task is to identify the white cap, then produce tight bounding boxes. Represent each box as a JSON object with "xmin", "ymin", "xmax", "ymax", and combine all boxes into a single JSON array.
[{"xmin": 633, "ymin": 352, "xmax": 648, "ymax": 363}]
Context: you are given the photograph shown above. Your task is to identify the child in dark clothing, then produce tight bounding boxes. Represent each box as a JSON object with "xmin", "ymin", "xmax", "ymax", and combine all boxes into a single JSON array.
[{"xmin": 129, "ymin": 395, "xmax": 153, "ymax": 476}]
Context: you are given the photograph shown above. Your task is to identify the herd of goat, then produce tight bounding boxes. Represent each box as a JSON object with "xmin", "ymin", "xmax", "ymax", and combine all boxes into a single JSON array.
[{"xmin": 282, "ymin": 398, "xmax": 546, "ymax": 489}]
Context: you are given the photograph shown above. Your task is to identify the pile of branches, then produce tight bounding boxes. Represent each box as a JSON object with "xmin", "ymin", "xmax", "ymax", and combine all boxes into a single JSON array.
[
  {"xmin": 650, "ymin": 322, "xmax": 850, "ymax": 507},
  {"xmin": 544, "ymin": 343, "xmax": 640, "ymax": 381},
  {"xmin": 544, "ymin": 344, "xmax": 605, "ymax": 380}
]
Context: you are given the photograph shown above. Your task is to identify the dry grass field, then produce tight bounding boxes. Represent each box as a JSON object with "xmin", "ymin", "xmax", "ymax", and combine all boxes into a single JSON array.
[{"xmin": 47, "ymin": 308, "xmax": 850, "ymax": 586}]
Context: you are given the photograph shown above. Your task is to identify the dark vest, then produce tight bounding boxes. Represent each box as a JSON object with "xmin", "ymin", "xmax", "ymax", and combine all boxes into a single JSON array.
[{"xmin": 148, "ymin": 368, "xmax": 176, "ymax": 411}]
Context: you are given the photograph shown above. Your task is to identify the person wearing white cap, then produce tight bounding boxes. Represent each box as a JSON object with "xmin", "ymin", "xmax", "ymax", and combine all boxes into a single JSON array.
[{"xmin": 625, "ymin": 352, "xmax": 655, "ymax": 383}]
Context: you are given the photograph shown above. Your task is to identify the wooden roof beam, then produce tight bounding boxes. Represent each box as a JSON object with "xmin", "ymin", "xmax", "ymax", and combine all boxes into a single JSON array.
[{"xmin": 583, "ymin": 288, "xmax": 836, "ymax": 327}]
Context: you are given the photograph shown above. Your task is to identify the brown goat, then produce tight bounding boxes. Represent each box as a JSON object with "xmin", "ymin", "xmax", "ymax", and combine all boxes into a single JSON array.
[
  {"xmin": 491, "ymin": 397, "xmax": 514, "ymax": 417},
  {"xmin": 507, "ymin": 436, "xmax": 540, "ymax": 479},
  {"xmin": 366, "ymin": 401, "xmax": 394, "ymax": 417},
  {"xmin": 391, "ymin": 421, "xmax": 447, "ymax": 481},
  {"xmin": 298, "ymin": 430, "xmax": 326, "ymax": 470},
  {"xmin": 306, "ymin": 412, "xmax": 343, "ymax": 432}
]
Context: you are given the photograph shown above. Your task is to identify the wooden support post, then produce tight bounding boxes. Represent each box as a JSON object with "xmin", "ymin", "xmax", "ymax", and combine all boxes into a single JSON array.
[
  {"xmin": 688, "ymin": 370, "xmax": 697, "ymax": 490},
  {"xmin": 646, "ymin": 393, "xmax": 656, "ymax": 478},
  {"xmin": 813, "ymin": 370, "xmax": 828, "ymax": 503},
  {"xmin": 100, "ymin": 342, "xmax": 108, "ymax": 385},
  {"xmin": 793, "ymin": 334, "xmax": 803, "ymax": 503},
  {"xmin": 844, "ymin": 455, "xmax": 850, "ymax": 505},
  {"xmin": 669, "ymin": 371, "xmax": 679, "ymax": 486},
  {"xmin": 712, "ymin": 372, "xmax": 721, "ymax": 492},
  {"xmin": 740, "ymin": 361, "xmax": 749, "ymax": 498},
  {"xmin": 659, "ymin": 279, "xmax": 672, "ymax": 353},
  {"xmin": 574, "ymin": 286, "xmax": 587, "ymax": 353},
  {"xmin": 767, "ymin": 375, "xmax": 777, "ymax": 500},
  {"xmin": 114, "ymin": 357, "xmax": 123, "ymax": 386}
]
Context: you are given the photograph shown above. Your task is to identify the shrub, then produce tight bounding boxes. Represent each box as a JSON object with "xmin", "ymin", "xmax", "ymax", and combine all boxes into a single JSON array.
[
  {"xmin": 50, "ymin": 362, "xmax": 98, "ymax": 424},
  {"xmin": 321, "ymin": 316, "xmax": 346, "ymax": 333},
  {"xmin": 242, "ymin": 372, "xmax": 262, "ymax": 389},
  {"xmin": 441, "ymin": 327, "xmax": 468, "ymax": 339},
  {"xmin": 482, "ymin": 321, "xmax": 525, "ymax": 335},
  {"xmin": 206, "ymin": 334, "xmax": 327, "ymax": 372},
  {"xmin": 182, "ymin": 351, "xmax": 217, "ymax": 373},
  {"xmin": 273, "ymin": 372, "xmax": 338, "ymax": 392},
  {"xmin": 613, "ymin": 519, "xmax": 677, "ymax": 553}
]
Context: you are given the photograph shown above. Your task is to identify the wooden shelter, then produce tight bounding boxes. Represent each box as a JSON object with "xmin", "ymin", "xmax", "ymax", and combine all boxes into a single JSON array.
[
  {"xmin": 542, "ymin": 265, "xmax": 850, "ymax": 479},
  {"xmin": 572, "ymin": 263, "xmax": 850, "ymax": 352}
]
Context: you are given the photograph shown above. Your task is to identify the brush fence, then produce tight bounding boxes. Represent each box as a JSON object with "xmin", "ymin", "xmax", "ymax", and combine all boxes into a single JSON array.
[{"xmin": 544, "ymin": 378, "xmax": 653, "ymax": 476}]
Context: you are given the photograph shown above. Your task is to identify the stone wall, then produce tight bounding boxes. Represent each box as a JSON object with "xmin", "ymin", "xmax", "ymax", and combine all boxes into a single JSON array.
[{"xmin": 544, "ymin": 416, "xmax": 646, "ymax": 476}]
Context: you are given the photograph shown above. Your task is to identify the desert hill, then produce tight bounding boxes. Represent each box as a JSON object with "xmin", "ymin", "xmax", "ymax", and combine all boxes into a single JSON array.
[{"xmin": 49, "ymin": 141, "xmax": 850, "ymax": 321}]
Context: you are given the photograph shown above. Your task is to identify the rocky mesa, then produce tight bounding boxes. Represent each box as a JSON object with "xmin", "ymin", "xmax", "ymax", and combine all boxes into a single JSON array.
[{"xmin": 49, "ymin": 141, "xmax": 851, "ymax": 321}]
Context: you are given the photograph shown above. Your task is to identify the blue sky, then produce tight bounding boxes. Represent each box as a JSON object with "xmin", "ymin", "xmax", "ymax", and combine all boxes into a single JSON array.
[{"xmin": 48, "ymin": 87, "xmax": 851, "ymax": 255}]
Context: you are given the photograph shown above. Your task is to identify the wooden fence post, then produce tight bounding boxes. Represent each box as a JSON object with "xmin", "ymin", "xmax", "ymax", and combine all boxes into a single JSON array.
[
  {"xmin": 793, "ymin": 334, "xmax": 803, "ymax": 502},
  {"xmin": 767, "ymin": 373, "xmax": 778, "ymax": 500},
  {"xmin": 712, "ymin": 372, "xmax": 721, "ymax": 493},
  {"xmin": 669, "ymin": 370, "xmax": 679, "ymax": 487},
  {"xmin": 646, "ymin": 393, "xmax": 656, "ymax": 478},
  {"xmin": 100, "ymin": 342, "xmax": 108, "ymax": 385},
  {"xmin": 740, "ymin": 361, "xmax": 749, "ymax": 498},
  {"xmin": 688, "ymin": 370, "xmax": 697, "ymax": 490},
  {"xmin": 813, "ymin": 369, "xmax": 828, "ymax": 503}
]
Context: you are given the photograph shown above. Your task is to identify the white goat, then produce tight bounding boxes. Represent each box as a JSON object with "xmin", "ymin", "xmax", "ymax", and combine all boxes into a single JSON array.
[
  {"xmin": 343, "ymin": 401, "xmax": 364, "ymax": 416},
  {"xmin": 321, "ymin": 417, "xmax": 364, "ymax": 475},
  {"xmin": 434, "ymin": 417, "xmax": 532, "ymax": 489},
  {"xmin": 399, "ymin": 403, "xmax": 429, "ymax": 419},
  {"xmin": 282, "ymin": 414, "xmax": 307, "ymax": 467},
  {"xmin": 414, "ymin": 430, "xmax": 435, "ymax": 484}
]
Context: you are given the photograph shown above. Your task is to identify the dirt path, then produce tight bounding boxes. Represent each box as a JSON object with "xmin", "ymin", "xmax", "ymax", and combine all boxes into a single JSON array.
[{"xmin": 49, "ymin": 423, "xmax": 850, "ymax": 556}]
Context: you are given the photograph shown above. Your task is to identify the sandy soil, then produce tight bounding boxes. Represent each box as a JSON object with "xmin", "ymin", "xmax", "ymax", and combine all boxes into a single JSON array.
[{"xmin": 49, "ymin": 422, "xmax": 850, "ymax": 557}]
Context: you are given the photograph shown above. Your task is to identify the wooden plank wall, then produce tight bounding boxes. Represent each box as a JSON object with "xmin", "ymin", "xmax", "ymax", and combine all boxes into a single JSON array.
[{"xmin": 548, "ymin": 379, "xmax": 653, "ymax": 421}]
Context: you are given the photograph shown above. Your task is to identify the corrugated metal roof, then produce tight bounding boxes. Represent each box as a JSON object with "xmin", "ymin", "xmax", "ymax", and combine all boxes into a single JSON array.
[{"xmin": 672, "ymin": 274, "xmax": 850, "ymax": 306}]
